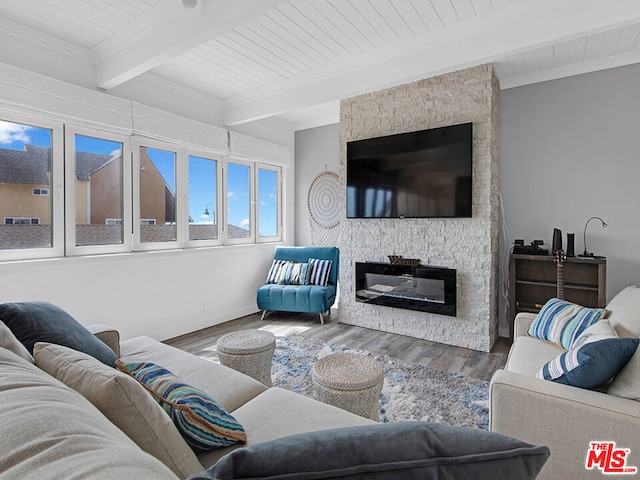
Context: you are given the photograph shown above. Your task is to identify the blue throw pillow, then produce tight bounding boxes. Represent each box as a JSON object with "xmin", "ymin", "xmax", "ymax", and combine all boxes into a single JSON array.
[
  {"xmin": 278, "ymin": 262, "xmax": 310, "ymax": 285},
  {"xmin": 309, "ymin": 258, "xmax": 332, "ymax": 286},
  {"xmin": 117, "ymin": 361, "xmax": 247, "ymax": 451},
  {"xmin": 265, "ymin": 259, "xmax": 287, "ymax": 284},
  {"xmin": 188, "ymin": 421, "xmax": 550, "ymax": 480},
  {"xmin": 528, "ymin": 298, "xmax": 606, "ymax": 349},
  {"xmin": 0, "ymin": 301, "xmax": 117, "ymax": 367},
  {"xmin": 537, "ymin": 337, "xmax": 639, "ymax": 389}
]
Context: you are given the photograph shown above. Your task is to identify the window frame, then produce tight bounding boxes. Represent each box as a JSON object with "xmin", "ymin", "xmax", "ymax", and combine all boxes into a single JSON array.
[
  {"xmin": 223, "ymin": 157, "xmax": 255, "ymax": 245},
  {"xmin": 0, "ymin": 112, "xmax": 64, "ymax": 262},
  {"xmin": 255, "ymin": 162, "xmax": 282, "ymax": 243},
  {"xmin": 132, "ymin": 136, "xmax": 182, "ymax": 252},
  {"xmin": 64, "ymin": 125, "xmax": 132, "ymax": 256},
  {"xmin": 185, "ymin": 148, "xmax": 223, "ymax": 248}
]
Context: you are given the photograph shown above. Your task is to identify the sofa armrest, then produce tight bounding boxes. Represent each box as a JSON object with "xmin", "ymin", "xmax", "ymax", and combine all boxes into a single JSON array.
[
  {"xmin": 85, "ymin": 324, "xmax": 120, "ymax": 357},
  {"xmin": 490, "ymin": 369, "xmax": 640, "ymax": 479},
  {"xmin": 514, "ymin": 313, "xmax": 537, "ymax": 338}
]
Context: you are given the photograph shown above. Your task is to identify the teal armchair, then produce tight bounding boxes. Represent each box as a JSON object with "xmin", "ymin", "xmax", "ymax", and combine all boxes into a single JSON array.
[{"xmin": 257, "ymin": 246, "xmax": 339, "ymax": 324}]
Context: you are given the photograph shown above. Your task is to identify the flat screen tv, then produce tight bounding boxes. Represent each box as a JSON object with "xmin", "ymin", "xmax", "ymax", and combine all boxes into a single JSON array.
[{"xmin": 346, "ymin": 122, "xmax": 472, "ymax": 218}]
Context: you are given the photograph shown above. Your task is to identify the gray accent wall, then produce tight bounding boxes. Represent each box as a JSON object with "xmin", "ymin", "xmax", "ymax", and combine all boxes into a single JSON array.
[{"xmin": 499, "ymin": 62, "xmax": 640, "ymax": 334}]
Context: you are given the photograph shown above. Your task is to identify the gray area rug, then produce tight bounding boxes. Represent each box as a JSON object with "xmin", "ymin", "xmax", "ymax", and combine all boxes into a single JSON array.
[{"xmin": 272, "ymin": 334, "xmax": 489, "ymax": 429}]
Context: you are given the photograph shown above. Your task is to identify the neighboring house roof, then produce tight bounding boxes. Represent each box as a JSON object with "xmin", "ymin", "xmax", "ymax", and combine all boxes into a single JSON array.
[
  {"xmin": 75, "ymin": 151, "xmax": 118, "ymax": 181},
  {"xmin": 0, "ymin": 145, "xmax": 117, "ymax": 185},
  {"xmin": 0, "ymin": 145, "xmax": 50, "ymax": 185}
]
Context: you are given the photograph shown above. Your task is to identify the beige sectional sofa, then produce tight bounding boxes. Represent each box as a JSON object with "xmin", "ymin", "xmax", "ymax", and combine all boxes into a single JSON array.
[
  {"xmin": 0, "ymin": 324, "xmax": 373, "ymax": 480},
  {"xmin": 490, "ymin": 286, "xmax": 640, "ymax": 480}
]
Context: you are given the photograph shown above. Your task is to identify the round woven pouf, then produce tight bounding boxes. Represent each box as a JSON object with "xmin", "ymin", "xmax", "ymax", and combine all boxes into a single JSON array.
[
  {"xmin": 217, "ymin": 330, "xmax": 276, "ymax": 387},
  {"xmin": 312, "ymin": 352, "xmax": 384, "ymax": 421}
]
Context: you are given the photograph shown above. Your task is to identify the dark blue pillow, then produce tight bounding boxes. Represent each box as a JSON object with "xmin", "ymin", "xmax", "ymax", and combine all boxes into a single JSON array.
[
  {"xmin": 189, "ymin": 421, "xmax": 550, "ymax": 480},
  {"xmin": 537, "ymin": 337, "xmax": 640, "ymax": 388},
  {"xmin": 0, "ymin": 301, "xmax": 117, "ymax": 367}
]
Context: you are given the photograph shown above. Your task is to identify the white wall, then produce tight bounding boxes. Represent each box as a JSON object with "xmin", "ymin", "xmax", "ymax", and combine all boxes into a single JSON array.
[
  {"xmin": 0, "ymin": 62, "xmax": 295, "ymax": 342},
  {"xmin": 499, "ymin": 63, "xmax": 640, "ymax": 331},
  {"xmin": 293, "ymin": 124, "xmax": 340, "ymax": 246}
]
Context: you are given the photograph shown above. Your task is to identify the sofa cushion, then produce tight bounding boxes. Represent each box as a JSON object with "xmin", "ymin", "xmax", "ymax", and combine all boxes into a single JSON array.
[
  {"xmin": 606, "ymin": 285, "xmax": 640, "ymax": 338},
  {"xmin": 189, "ymin": 421, "xmax": 550, "ymax": 480},
  {"xmin": 528, "ymin": 298, "xmax": 606, "ymax": 349},
  {"xmin": 536, "ymin": 337, "xmax": 639, "ymax": 389},
  {"xmin": 309, "ymin": 258, "xmax": 333, "ymax": 286},
  {"xmin": 34, "ymin": 343, "xmax": 203, "ymax": 478},
  {"xmin": 119, "ymin": 336, "xmax": 267, "ymax": 413},
  {"xmin": 0, "ymin": 347, "xmax": 178, "ymax": 480},
  {"xmin": 0, "ymin": 319, "xmax": 33, "ymax": 363},
  {"xmin": 0, "ymin": 301, "xmax": 117, "ymax": 367},
  {"xmin": 505, "ymin": 336, "xmax": 565, "ymax": 377},
  {"xmin": 118, "ymin": 361, "xmax": 247, "ymax": 451},
  {"xmin": 196, "ymin": 387, "xmax": 374, "ymax": 468}
]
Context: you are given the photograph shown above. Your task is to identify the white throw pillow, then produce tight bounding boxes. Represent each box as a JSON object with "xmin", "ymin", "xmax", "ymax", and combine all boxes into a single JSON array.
[
  {"xmin": 34, "ymin": 342, "xmax": 202, "ymax": 478},
  {"xmin": 606, "ymin": 286, "xmax": 640, "ymax": 338}
]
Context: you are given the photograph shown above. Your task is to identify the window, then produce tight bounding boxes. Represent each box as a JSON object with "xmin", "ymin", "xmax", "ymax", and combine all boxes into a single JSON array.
[
  {"xmin": 134, "ymin": 139, "xmax": 179, "ymax": 250},
  {"xmin": 0, "ymin": 117, "xmax": 63, "ymax": 259},
  {"xmin": 65, "ymin": 128, "xmax": 130, "ymax": 254},
  {"xmin": 257, "ymin": 165, "xmax": 281, "ymax": 241},
  {"xmin": 188, "ymin": 154, "xmax": 219, "ymax": 244},
  {"xmin": 0, "ymin": 116, "xmax": 284, "ymax": 261},
  {"xmin": 225, "ymin": 161, "xmax": 252, "ymax": 243}
]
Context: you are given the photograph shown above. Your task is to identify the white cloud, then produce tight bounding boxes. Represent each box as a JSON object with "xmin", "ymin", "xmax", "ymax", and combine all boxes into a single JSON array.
[
  {"xmin": 228, "ymin": 192, "xmax": 237, "ymax": 200},
  {"xmin": 240, "ymin": 219, "xmax": 250, "ymax": 226},
  {"xmin": 0, "ymin": 121, "xmax": 32, "ymax": 145}
]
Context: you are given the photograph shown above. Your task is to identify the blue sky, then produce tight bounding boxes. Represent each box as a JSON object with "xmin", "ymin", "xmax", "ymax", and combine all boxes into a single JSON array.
[{"xmin": 0, "ymin": 120, "xmax": 277, "ymax": 235}]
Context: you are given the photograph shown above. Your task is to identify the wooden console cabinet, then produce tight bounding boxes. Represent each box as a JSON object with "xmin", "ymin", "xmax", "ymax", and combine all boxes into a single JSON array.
[{"xmin": 508, "ymin": 253, "xmax": 606, "ymax": 339}]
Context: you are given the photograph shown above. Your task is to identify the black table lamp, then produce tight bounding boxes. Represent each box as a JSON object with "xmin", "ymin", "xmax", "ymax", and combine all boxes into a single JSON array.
[{"xmin": 579, "ymin": 216, "xmax": 607, "ymax": 257}]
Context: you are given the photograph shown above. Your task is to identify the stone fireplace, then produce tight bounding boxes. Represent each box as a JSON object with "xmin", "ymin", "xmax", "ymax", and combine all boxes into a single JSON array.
[{"xmin": 337, "ymin": 64, "xmax": 500, "ymax": 352}]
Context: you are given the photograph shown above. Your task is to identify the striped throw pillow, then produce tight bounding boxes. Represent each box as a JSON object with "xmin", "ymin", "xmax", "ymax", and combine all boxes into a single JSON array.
[
  {"xmin": 528, "ymin": 298, "xmax": 606, "ymax": 349},
  {"xmin": 117, "ymin": 361, "xmax": 247, "ymax": 450},
  {"xmin": 309, "ymin": 258, "xmax": 333, "ymax": 286},
  {"xmin": 278, "ymin": 262, "xmax": 310, "ymax": 285},
  {"xmin": 536, "ymin": 337, "xmax": 639, "ymax": 389},
  {"xmin": 265, "ymin": 259, "xmax": 287, "ymax": 284}
]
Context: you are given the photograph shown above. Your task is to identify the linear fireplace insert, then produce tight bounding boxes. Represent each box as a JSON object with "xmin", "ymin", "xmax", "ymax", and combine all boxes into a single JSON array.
[{"xmin": 355, "ymin": 262, "xmax": 457, "ymax": 316}]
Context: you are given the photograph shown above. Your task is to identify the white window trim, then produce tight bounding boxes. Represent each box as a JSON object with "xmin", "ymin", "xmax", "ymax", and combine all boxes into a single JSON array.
[
  {"xmin": 256, "ymin": 163, "xmax": 282, "ymax": 243},
  {"xmin": 132, "ymin": 136, "xmax": 182, "ymax": 252},
  {"xmin": 185, "ymin": 148, "xmax": 223, "ymax": 248},
  {"xmin": 64, "ymin": 125, "xmax": 132, "ymax": 256},
  {"xmin": 0, "ymin": 112, "xmax": 63, "ymax": 262},
  {"xmin": 223, "ymin": 157, "xmax": 255, "ymax": 245}
]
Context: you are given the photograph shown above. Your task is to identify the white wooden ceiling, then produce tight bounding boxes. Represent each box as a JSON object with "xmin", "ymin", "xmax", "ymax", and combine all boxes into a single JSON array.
[{"xmin": 0, "ymin": 0, "xmax": 639, "ymax": 130}]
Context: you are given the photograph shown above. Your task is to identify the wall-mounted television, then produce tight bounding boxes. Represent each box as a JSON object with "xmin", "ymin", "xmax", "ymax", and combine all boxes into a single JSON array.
[{"xmin": 346, "ymin": 122, "xmax": 472, "ymax": 218}]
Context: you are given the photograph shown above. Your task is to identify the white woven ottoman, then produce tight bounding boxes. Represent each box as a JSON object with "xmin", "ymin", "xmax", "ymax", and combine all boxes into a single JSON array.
[
  {"xmin": 217, "ymin": 330, "xmax": 276, "ymax": 387},
  {"xmin": 312, "ymin": 352, "xmax": 384, "ymax": 421}
]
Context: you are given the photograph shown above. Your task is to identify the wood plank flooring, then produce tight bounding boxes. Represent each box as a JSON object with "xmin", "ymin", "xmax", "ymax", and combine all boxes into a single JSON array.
[{"xmin": 164, "ymin": 308, "xmax": 511, "ymax": 382}]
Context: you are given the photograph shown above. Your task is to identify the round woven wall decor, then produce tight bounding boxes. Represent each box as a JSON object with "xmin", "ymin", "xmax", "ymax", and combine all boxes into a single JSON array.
[{"xmin": 308, "ymin": 171, "xmax": 340, "ymax": 228}]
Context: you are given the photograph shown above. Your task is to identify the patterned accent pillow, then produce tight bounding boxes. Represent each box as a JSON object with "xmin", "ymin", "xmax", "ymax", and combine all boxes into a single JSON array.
[
  {"xmin": 528, "ymin": 298, "xmax": 606, "ymax": 349},
  {"xmin": 265, "ymin": 259, "xmax": 287, "ymax": 284},
  {"xmin": 536, "ymin": 337, "xmax": 639, "ymax": 389},
  {"xmin": 117, "ymin": 361, "xmax": 247, "ymax": 451},
  {"xmin": 278, "ymin": 262, "xmax": 310, "ymax": 285},
  {"xmin": 309, "ymin": 258, "xmax": 333, "ymax": 286}
]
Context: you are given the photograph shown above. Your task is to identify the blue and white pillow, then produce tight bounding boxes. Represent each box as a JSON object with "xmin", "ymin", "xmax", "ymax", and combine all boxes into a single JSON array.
[
  {"xmin": 278, "ymin": 262, "xmax": 310, "ymax": 285},
  {"xmin": 117, "ymin": 361, "xmax": 247, "ymax": 450},
  {"xmin": 528, "ymin": 298, "xmax": 606, "ymax": 349},
  {"xmin": 536, "ymin": 337, "xmax": 639, "ymax": 389},
  {"xmin": 265, "ymin": 259, "xmax": 287, "ymax": 284},
  {"xmin": 309, "ymin": 258, "xmax": 333, "ymax": 286}
]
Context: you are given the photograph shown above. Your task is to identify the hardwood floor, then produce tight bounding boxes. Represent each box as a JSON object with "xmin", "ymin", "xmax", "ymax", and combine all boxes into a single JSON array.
[{"xmin": 164, "ymin": 308, "xmax": 511, "ymax": 382}]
